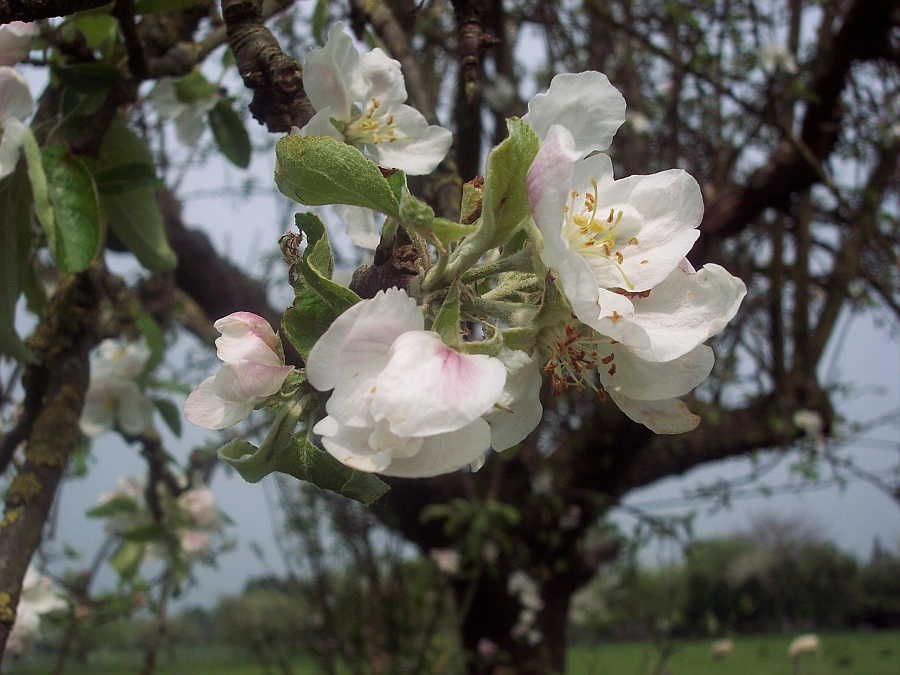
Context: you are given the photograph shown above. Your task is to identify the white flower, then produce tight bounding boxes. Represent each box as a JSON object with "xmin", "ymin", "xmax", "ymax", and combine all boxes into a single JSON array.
[
  {"xmin": 148, "ymin": 76, "xmax": 218, "ymax": 146},
  {"xmin": 0, "ymin": 22, "xmax": 36, "ymax": 66},
  {"xmin": 306, "ymin": 288, "xmax": 512, "ymax": 477},
  {"xmin": 429, "ymin": 548, "xmax": 460, "ymax": 574},
  {"xmin": 95, "ymin": 475, "xmax": 151, "ymax": 535},
  {"xmin": 184, "ymin": 312, "xmax": 294, "ymax": 430},
  {"xmin": 177, "ymin": 486, "xmax": 222, "ymax": 530},
  {"xmin": 179, "ymin": 530, "xmax": 215, "ymax": 560},
  {"xmin": 788, "ymin": 634, "xmax": 821, "ymax": 659},
  {"xmin": 299, "ymin": 22, "xmax": 452, "ymax": 175},
  {"xmin": 80, "ymin": 339, "xmax": 153, "ymax": 437},
  {"xmin": 0, "ymin": 66, "xmax": 33, "ymax": 181},
  {"xmin": 760, "ymin": 43, "xmax": 798, "ymax": 74},
  {"xmin": 7, "ymin": 566, "xmax": 67, "ymax": 656}
]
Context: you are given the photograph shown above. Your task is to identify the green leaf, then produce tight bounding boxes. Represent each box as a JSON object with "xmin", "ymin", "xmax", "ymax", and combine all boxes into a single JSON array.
[
  {"xmin": 26, "ymin": 141, "xmax": 100, "ymax": 273},
  {"xmin": 134, "ymin": 0, "xmax": 197, "ymax": 13},
  {"xmin": 93, "ymin": 162, "xmax": 163, "ymax": 194},
  {"xmin": 275, "ymin": 135, "xmax": 401, "ymax": 218},
  {"xmin": 0, "ymin": 170, "xmax": 37, "ymax": 363},
  {"xmin": 52, "ymin": 62, "xmax": 123, "ymax": 94},
  {"xmin": 121, "ymin": 523, "xmax": 167, "ymax": 543},
  {"xmin": 460, "ymin": 178, "xmax": 484, "ymax": 225},
  {"xmin": 432, "ymin": 279, "xmax": 461, "ymax": 348},
  {"xmin": 152, "ymin": 397, "xmax": 182, "ymax": 437},
  {"xmin": 209, "ymin": 98, "xmax": 251, "ymax": 168},
  {"xmin": 85, "ymin": 117, "xmax": 177, "ymax": 272},
  {"xmin": 481, "ymin": 118, "xmax": 540, "ymax": 249},
  {"xmin": 86, "ymin": 494, "xmax": 139, "ymax": 518},
  {"xmin": 110, "ymin": 541, "xmax": 144, "ymax": 578},
  {"xmin": 218, "ymin": 436, "xmax": 389, "ymax": 505},
  {"xmin": 311, "ymin": 0, "xmax": 329, "ymax": 44},
  {"xmin": 172, "ymin": 71, "xmax": 217, "ymax": 104},
  {"xmin": 72, "ymin": 14, "xmax": 118, "ymax": 51},
  {"xmin": 135, "ymin": 309, "xmax": 164, "ymax": 372},
  {"xmin": 280, "ymin": 213, "xmax": 360, "ymax": 359},
  {"xmin": 432, "ymin": 218, "xmax": 476, "ymax": 245}
]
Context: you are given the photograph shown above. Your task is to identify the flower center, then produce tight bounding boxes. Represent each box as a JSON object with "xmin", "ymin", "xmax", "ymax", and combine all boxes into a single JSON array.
[
  {"xmin": 562, "ymin": 179, "xmax": 635, "ymax": 290},
  {"xmin": 542, "ymin": 322, "xmax": 616, "ymax": 400},
  {"xmin": 344, "ymin": 98, "xmax": 409, "ymax": 146}
]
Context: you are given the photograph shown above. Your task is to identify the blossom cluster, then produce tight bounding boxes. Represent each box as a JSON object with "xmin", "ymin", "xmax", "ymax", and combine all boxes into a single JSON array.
[
  {"xmin": 0, "ymin": 22, "xmax": 36, "ymax": 181},
  {"xmin": 6, "ymin": 565, "xmax": 67, "ymax": 657},
  {"xmin": 182, "ymin": 23, "xmax": 745, "ymax": 483},
  {"xmin": 80, "ymin": 339, "xmax": 153, "ymax": 437}
]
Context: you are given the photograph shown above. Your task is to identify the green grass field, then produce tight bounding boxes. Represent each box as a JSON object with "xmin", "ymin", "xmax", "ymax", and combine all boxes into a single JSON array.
[{"xmin": 7, "ymin": 630, "xmax": 899, "ymax": 675}]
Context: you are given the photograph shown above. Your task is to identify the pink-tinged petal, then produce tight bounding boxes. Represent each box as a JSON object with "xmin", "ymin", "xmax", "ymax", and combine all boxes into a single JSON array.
[
  {"xmin": 307, "ymin": 287, "xmax": 421, "ymax": 392},
  {"xmin": 623, "ymin": 263, "xmax": 747, "ymax": 362},
  {"xmin": 598, "ymin": 343, "xmax": 714, "ymax": 401},
  {"xmin": 585, "ymin": 170, "xmax": 703, "ymax": 291},
  {"xmin": 523, "ymin": 71, "xmax": 626, "ymax": 158},
  {"xmin": 370, "ymin": 332, "xmax": 506, "ymax": 437},
  {"xmin": 212, "ymin": 361, "xmax": 294, "ymax": 403},
  {"xmin": 385, "ymin": 419, "xmax": 492, "ymax": 478},
  {"xmin": 303, "ymin": 22, "xmax": 358, "ymax": 120},
  {"xmin": 0, "ymin": 116, "xmax": 26, "ymax": 180},
  {"xmin": 367, "ymin": 105, "xmax": 453, "ymax": 175},
  {"xmin": 352, "ymin": 49, "xmax": 408, "ymax": 107},
  {"xmin": 214, "ymin": 313, "xmax": 282, "ymax": 366},
  {"xmin": 483, "ymin": 349, "xmax": 543, "ymax": 451},
  {"xmin": 184, "ymin": 376, "xmax": 255, "ymax": 429},
  {"xmin": 0, "ymin": 67, "xmax": 32, "ymax": 122},
  {"xmin": 608, "ymin": 391, "xmax": 700, "ymax": 434}
]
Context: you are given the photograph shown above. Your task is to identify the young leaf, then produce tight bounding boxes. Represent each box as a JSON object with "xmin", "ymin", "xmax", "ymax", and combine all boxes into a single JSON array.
[
  {"xmin": 52, "ymin": 63, "xmax": 122, "ymax": 94},
  {"xmin": 218, "ymin": 435, "xmax": 389, "ymax": 505},
  {"xmin": 152, "ymin": 397, "xmax": 182, "ymax": 437},
  {"xmin": 135, "ymin": 309, "xmax": 164, "ymax": 372},
  {"xmin": 208, "ymin": 98, "xmax": 251, "ymax": 169},
  {"xmin": 109, "ymin": 541, "xmax": 145, "ymax": 578},
  {"xmin": 275, "ymin": 135, "xmax": 401, "ymax": 219},
  {"xmin": 0, "ymin": 169, "xmax": 37, "ymax": 363},
  {"xmin": 432, "ymin": 279, "xmax": 461, "ymax": 348},
  {"xmin": 85, "ymin": 117, "xmax": 177, "ymax": 272},
  {"xmin": 481, "ymin": 118, "xmax": 540, "ymax": 249},
  {"xmin": 93, "ymin": 162, "xmax": 163, "ymax": 194},
  {"xmin": 26, "ymin": 141, "xmax": 100, "ymax": 273},
  {"xmin": 281, "ymin": 213, "xmax": 360, "ymax": 358}
]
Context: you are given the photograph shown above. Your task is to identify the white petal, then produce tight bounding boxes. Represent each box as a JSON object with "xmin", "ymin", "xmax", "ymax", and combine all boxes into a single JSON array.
[
  {"xmin": 147, "ymin": 78, "xmax": 184, "ymax": 119},
  {"xmin": 483, "ymin": 349, "xmax": 543, "ymax": 451},
  {"xmin": 0, "ymin": 23, "xmax": 36, "ymax": 67},
  {"xmin": 522, "ymin": 71, "xmax": 626, "ymax": 159},
  {"xmin": 598, "ymin": 343, "xmax": 714, "ymax": 401},
  {"xmin": 117, "ymin": 386, "xmax": 153, "ymax": 436},
  {"xmin": 352, "ymin": 49, "xmax": 408, "ymax": 106},
  {"xmin": 0, "ymin": 67, "xmax": 33, "ymax": 122},
  {"xmin": 211, "ymin": 361, "xmax": 293, "ymax": 403},
  {"xmin": 586, "ymin": 170, "xmax": 703, "ymax": 291},
  {"xmin": 79, "ymin": 385, "xmax": 117, "ymax": 436},
  {"xmin": 608, "ymin": 391, "xmax": 700, "ymax": 434},
  {"xmin": 370, "ymin": 332, "xmax": 507, "ymax": 437},
  {"xmin": 367, "ymin": 105, "xmax": 452, "ymax": 175},
  {"xmin": 334, "ymin": 203, "xmax": 381, "ymax": 249},
  {"xmin": 314, "ymin": 416, "xmax": 397, "ymax": 473},
  {"xmin": 303, "ymin": 21, "xmax": 358, "ymax": 120},
  {"xmin": 215, "ymin": 312, "xmax": 282, "ymax": 366},
  {"xmin": 175, "ymin": 107, "xmax": 206, "ymax": 146},
  {"xmin": 299, "ymin": 107, "xmax": 346, "ymax": 140},
  {"xmin": 0, "ymin": 116, "xmax": 26, "ymax": 180},
  {"xmin": 183, "ymin": 376, "xmax": 255, "ymax": 429},
  {"xmin": 618, "ymin": 264, "xmax": 747, "ymax": 362},
  {"xmin": 384, "ymin": 419, "xmax": 492, "ymax": 477},
  {"xmin": 307, "ymin": 288, "xmax": 421, "ymax": 392}
]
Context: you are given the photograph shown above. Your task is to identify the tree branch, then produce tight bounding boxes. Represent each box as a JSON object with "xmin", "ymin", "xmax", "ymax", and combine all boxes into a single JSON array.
[{"xmin": 0, "ymin": 0, "xmax": 109, "ymax": 23}]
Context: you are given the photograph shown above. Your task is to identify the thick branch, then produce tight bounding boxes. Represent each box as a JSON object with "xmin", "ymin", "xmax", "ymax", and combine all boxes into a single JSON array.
[
  {"xmin": 698, "ymin": 0, "xmax": 898, "ymax": 251},
  {"xmin": 221, "ymin": 0, "xmax": 315, "ymax": 132},
  {"xmin": 0, "ymin": 0, "xmax": 109, "ymax": 23},
  {"xmin": 0, "ymin": 272, "xmax": 101, "ymax": 658}
]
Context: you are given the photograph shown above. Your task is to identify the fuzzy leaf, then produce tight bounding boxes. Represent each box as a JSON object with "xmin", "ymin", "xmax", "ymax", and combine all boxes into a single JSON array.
[{"xmin": 208, "ymin": 98, "xmax": 251, "ymax": 168}]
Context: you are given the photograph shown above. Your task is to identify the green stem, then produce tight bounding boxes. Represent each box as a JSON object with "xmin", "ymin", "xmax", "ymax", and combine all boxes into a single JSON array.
[{"xmin": 459, "ymin": 245, "xmax": 535, "ymax": 284}]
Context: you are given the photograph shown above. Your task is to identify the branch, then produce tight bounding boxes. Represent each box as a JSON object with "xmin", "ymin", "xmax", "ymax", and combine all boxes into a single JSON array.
[
  {"xmin": 0, "ymin": 271, "xmax": 102, "ymax": 658},
  {"xmin": 221, "ymin": 0, "xmax": 315, "ymax": 132},
  {"xmin": 698, "ymin": 0, "xmax": 899, "ymax": 252},
  {"xmin": 0, "ymin": 0, "xmax": 109, "ymax": 23}
]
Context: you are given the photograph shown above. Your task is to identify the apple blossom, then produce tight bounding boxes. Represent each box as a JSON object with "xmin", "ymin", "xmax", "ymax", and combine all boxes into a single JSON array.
[
  {"xmin": 0, "ymin": 22, "xmax": 36, "ymax": 66},
  {"xmin": 177, "ymin": 486, "xmax": 223, "ymax": 530},
  {"xmin": 0, "ymin": 66, "xmax": 33, "ymax": 181},
  {"xmin": 7, "ymin": 566, "xmax": 67, "ymax": 657},
  {"xmin": 299, "ymin": 22, "xmax": 452, "ymax": 175},
  {"xmin": 148, "ymin": 76, "xmax": 218, "ymax": 146},
  {"xmin": 80, "ymin": 339, "xmax": 153, "ymax": 437},
  {"xmin": 306, "ymin": 288, "xmax": 542, "ymax": 477},
  {"xmin": 184, "ymin": 312, "xmax": 294, "ymax": 429}
]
